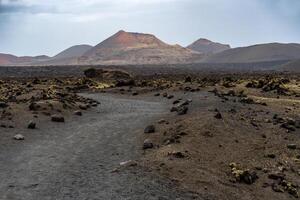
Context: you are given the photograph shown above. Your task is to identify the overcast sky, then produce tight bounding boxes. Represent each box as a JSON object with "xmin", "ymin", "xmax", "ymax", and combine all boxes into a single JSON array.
[{"xmin": 0, "ymin": 0, "xmax": 300, "ymax": 56}]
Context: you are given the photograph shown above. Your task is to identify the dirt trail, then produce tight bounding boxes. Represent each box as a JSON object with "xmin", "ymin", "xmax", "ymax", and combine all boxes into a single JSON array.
[{"xmin": 0, "ymin": 93, "xmax": 197, "ymax": 200}]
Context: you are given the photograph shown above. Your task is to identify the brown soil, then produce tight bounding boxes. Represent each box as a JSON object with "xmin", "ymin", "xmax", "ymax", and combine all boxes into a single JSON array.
[{"xmin": 133, "ymin": 75, "xmax": 300, "ymax": 200}]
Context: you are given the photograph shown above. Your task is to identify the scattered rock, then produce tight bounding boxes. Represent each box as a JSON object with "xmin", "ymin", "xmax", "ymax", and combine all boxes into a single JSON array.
[
  {"xmin": 177, "ymin": 106, "xmax": 188, "ymax": 115},
  {"xmin": 83, "ymin": 68, "xmax": 97, "ymax": 78},
  {"xmin": 74, "ymin": 110, "xmax": 82, "ymax": 116},
  {"xmin": 13, "ymin": 134, "xmax": 25, "ymax": 140},
  {"xmin": 239, "ymin": 97, "xmax": 255, "ymax": 104},
  {"xmin": 119, "ymin": 160, "xmax": 138, "ymax": 167},
  {"xmin": 173, "ymin": 99, "xmax": 180, "ymax": 104},
  {"xmin": 143, "ymin": 139, "xmax": 154, "ymax": 149},
  {"xmin": 266, "ymin": 153, "xmax": 276, "ymax": 159},
  {"xmin": 144, "ymin": 125, "xmax": 155, "ymax": 133},
  {"xmin": 79, "ymin": 104, "xmax": 88, "ymax": 110},
  {"xmin": 158, "ymin": 119, "xmax": 167, "ymax": 124},
  {"xmin": 51, "ymin": 115, "xmax": 65, "ymax": 123},
  {"xmin": 28, "ymin": 102, "xmax": 39, "ymax": 111},
  {"xmin": 167, "ymin": 94, "xmax": 174, "ymax": 99},
  {"xmin": 229, "ymin": 163, "xmax": 258, "ymax": 184},
  {"xmin": 185, "ymin": 76, "xmax": 192, "ymax": 83},
  {"xmin": 27, "ymin": 121, "xmax": 36, "ymax": 129},
  {"xmin": 287, "ymin": 144, "xmax": 297, "ymax": 150},
  {"xmin": 268, "ymin": 172, "xmax": 285, "ymax": 181},
  {"xmin": 214, "ymin": 112, "xmax": 222, "ymax": 119},
  {"xmin": 168, "ymin": 151, "xmax": 185, "ymax": 158},
  {"xmin": 0, "ymin": 102, "xmax": 8, "ymax": 108}
]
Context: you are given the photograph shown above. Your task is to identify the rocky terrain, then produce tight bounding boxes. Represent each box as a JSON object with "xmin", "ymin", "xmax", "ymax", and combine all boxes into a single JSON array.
[{"xmin": 1, "ymin": 68, "xmax": 299, "ymax": 199}]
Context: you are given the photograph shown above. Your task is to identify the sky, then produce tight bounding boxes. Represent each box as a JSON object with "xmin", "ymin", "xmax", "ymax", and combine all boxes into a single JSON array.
[{"xmin": 0, "ymin": 0, "xmax": 300, "ymax": 56}]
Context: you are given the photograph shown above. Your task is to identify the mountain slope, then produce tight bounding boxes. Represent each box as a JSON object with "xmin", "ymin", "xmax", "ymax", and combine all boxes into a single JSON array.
[
  {"xmin": 0, "ymin": 53, "xmax": 50, "ymax": 65},
  {"xmin": 80, "ymin": 30, "xmax": 202, "ymax": 65},
  {"xmin": 0, "ymin": 53, "xmax": 18, "ymax": 65},
  {"xmin": 280, "ymin": 60, "xmax": 300, "ymax": 72},
  {"xmin": 187, "ymin": 38, "xmax": 230, "ymax": 54},
  {"xmin": 54, "ymin": 45, "xmax": 93, "ymax": 59},
  {"xmin": 202, "ymin": 43, "xmax": 300, "ymax": 63}
]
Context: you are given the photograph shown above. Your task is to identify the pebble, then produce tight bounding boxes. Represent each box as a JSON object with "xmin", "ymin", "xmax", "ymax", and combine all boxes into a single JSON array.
[
  {"xmin": 13, "ymin": 134, "xmax": 25, "ymax": 140},
  {"xmin": 144, "ymin": 125, "xmax": 155, "ymax": 133},
  {"xmin": 27, "ymin": 121, "xmax": 36, "ymax": 129},
  {"xmin": 287, "ymin": 144, "xmax": 297, "ymax": 150},
  {"xmin": 143, "ymin": 139, "xmax": 154, "ymax": 149},
  {"xmin": 51, "ymin": 115, "xmax": 65, "ymax": 122}
]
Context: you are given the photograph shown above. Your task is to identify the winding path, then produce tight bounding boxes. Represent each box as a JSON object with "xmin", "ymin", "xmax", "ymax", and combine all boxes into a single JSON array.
[{"xmin": 0, "ymin": 93, "xmax": 197, "ymax": 200}]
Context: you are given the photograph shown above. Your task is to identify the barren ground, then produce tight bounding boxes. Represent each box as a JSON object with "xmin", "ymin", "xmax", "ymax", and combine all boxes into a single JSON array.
[{"xmin": 0, "ymin": 69, "xmax": 300, "ymax": 200}]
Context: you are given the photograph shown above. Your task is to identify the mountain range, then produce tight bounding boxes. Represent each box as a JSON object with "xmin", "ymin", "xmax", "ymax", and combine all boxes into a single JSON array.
[{"xmin": 1, "ymin": 30, "xmax": 300, "ymax": 69}]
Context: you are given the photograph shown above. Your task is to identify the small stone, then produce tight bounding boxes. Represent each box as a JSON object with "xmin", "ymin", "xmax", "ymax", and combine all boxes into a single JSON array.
[
  {"xmin": 281, "ymin": 123, "xmax": 296, "ymax": 131},
  {"xmin": 168, "ymin": 151, "xmax": 185, "ymax": 158},
  {"xmin": 0, "ymin": 102, "xmax": 8, "ymax": 108},
  {"xmin": 268, "ymin": 172, "xmax": 285, "ymax": 181},
  {"xmin": 143, "ymin": 139, "xmax": 154, "ymax": 149},
  {"xmin": 272, "ymin": 184, "xmax": 285, "ymax": 193},
  {"xmin": 287, "ymin": 144, "xmax": 297, "ymax": 150},
  {"xmin": 158, "ymin": 119, "xmax": 166, "ymax": 124},
  {"xmin": 185, "ymin": 76, "xmax": 192, "ymax": 82},
  {"xmin": 266, "ymin": 153, "xmax": 276, "ymax": 159},
  {"xmin": 144, "ymin": 125, "xmax": 155, "ymax": 133},
  {"xmin": 79, "ymin": 104, "xmax": 88, "ymax": 110},
  {"xmin": 119, "ymin": 160, "xmax": 138, "ymax": 167},
  {"xmin": 177, "ymin": 106, "xmax": 188, "ymax": 115},
  {"xmin": 214, "ymin": 112, "xmax": 222, "ymax": 119},
  {"xmin": 13, "ymin": 134, "xmax": 25, "ymax": 140},
  {"xmin": 29, "ymin": 102, "xmax": 39, "ymax": 111},
  {"xmin": 27, "ymin": 121, "xmax": 36, "ymax": 129},
  {"xmin": 173, "ymin": 99, "xmax": 180, "ymax": 104},
  {"xmin": 74, "ymin": 111, "xmax": 82, "ymax": 116},
  {"xmin": 51, "ymin": 115, "xmax": 65, "ymax": 123},
  {"xmin": 167, "ymin": 94, "xmax": 174, "ymax": 99}
]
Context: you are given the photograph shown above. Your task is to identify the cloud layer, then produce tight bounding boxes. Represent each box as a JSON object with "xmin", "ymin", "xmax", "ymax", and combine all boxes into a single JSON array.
[{"xmin": 0, "ymin": 0, "xmax": 299, "ymax": 56}]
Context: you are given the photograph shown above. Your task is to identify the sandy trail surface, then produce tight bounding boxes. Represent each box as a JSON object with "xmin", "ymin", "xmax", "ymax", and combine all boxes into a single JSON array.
[{"xmin": 0, "ymin": 93, "xmax": 197, "ymax": 200}]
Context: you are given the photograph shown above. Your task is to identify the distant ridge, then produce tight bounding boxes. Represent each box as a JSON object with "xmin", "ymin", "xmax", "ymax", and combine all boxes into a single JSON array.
[
  {"xmin": 202, "ymin": 43, "xmax": 300, "ymax": 63},
  {"xmin": 187, "ymin": 38, "xmax": 230, "ymax": 54},
  {"xmin": 0, "ymin": 53, "xmax": 50, "ymax": 65}
]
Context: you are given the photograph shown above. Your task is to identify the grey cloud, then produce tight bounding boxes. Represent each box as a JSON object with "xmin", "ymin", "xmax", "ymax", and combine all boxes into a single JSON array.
[{"xmin": 0, "ymin": 0, "xmax": 57, "ymax": 14}]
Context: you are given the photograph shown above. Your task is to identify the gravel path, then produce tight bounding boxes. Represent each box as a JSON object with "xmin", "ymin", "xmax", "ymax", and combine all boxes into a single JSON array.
[{"xmin": 0, "ymin": 93, "xmax": 198, "ymax": 200}]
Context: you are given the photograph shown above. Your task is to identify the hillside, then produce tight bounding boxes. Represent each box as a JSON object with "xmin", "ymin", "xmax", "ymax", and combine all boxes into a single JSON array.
[
  {"xmin": 280, "ymin": 59, "xmax": 300, "ymax": 72},
  {"xmin": 202, "ymin": 43, "xmax": 300, "ymax": 63},
  {"xmin": 0, "ymin": 53, "xmax": 18, "ymax": 65},
  {"xmin": 54, "ymin": 45, "xmax": 93, "ymax": 59},
  {"xmin": 187, "ymin": 38, "xmax": 230, "ymax": 54},
  {"xmin": 0, "ymin": 53, "xmax": 50, "ymax": 65},
  {"xmin": 80, "ymin": 30, "xmax": 202, "ymax": 65}
]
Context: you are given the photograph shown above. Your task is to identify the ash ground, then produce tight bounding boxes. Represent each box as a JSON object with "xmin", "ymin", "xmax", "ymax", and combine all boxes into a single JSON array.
[{"xmin": 0, "ymin": 69, "xmax": 300, "ymax": 200}]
